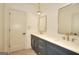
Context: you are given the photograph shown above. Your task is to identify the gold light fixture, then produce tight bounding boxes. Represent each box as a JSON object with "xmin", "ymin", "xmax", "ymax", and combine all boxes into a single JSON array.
[
  {"xmin": 37, "ymin": 3, "xmax": 41, "ymax": 15},
  {"xmin": 37, "ymin": 11, "xmax": 41, "ymax": 15}
]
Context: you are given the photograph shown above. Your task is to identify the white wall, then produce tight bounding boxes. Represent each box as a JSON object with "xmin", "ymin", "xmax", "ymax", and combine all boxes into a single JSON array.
[{"xmin": 39, "ymin": 3, "xmax": 69, "ymax": 38}]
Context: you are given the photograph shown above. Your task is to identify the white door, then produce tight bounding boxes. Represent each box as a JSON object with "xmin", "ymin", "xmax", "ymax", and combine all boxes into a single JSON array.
[{"xmin": 9, "ymin": 9, "xmax": 26, "ymax": 52}]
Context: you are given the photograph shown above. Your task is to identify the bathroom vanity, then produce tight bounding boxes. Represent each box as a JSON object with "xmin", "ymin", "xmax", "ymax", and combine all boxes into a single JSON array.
[{"xmin": 31, "ymin": 34, "xmax": 79, "ymax": 55}]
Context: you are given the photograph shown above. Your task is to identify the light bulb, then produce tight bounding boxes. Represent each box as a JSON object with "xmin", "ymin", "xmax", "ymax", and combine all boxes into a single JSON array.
[{"xmin": 37, "ymin": 11, "xmax": 41, "ymax": 15}]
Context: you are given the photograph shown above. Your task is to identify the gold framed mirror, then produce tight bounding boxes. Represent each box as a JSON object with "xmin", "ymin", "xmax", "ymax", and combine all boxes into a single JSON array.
[
  {"xmin": 58, "ymin": 4, "xmax": 79, "ymax": 36},
  {"xmin": 38, "ymin": 14, "xmax": 47, "ymax": 34}
]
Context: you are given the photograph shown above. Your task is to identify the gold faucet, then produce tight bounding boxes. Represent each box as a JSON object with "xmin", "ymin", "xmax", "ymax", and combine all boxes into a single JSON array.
[
  {"xmin": 64, "ymin": 32, "xmax": 74, "ymax": 41},
  {"xmin": 65, "ymin": 33, "xmax": 70, "ymax": 41}
]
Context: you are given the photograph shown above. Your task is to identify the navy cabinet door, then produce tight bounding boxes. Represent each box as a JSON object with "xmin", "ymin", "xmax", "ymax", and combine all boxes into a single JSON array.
[
  {"xmin": 34, "ymin": 39, "xmax": 39, "ymax": 53},
  {"xmin": 31, "ymin": 35, "xmax": 39, "ymax": 54},
  {"xmin": 38, "ymin": 38, "xmax": 47, "ymax": 55},
  {"xmin": 31, "ymin": 35, "xmax": 35, "ymax": 50},
  {"xmin": 46, "ymin": 42, "xmax": 62, "ymax": 55}
]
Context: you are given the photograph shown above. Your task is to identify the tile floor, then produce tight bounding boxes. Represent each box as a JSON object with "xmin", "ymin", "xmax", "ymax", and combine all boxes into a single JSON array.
[{"xmin": 10, "ymin": 48, "xmax": 36, "ymax": 55}]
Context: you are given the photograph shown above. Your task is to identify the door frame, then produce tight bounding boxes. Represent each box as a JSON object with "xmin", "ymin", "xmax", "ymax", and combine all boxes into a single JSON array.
[{"xmin": 8, "ymin": 8, "xmax": 27, "ymax": 53}]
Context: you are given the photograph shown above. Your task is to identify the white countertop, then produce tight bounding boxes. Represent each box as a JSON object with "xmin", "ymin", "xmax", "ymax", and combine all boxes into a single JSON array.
[{"xmin": 31, "ymin": 33, "xmax": 79, "ymax": 54}]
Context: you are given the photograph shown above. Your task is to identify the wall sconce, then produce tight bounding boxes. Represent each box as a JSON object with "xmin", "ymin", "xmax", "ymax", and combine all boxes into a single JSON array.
[
  {"xmin": 37, "ymin": 3, "xmax": 41, "ymax": 15},
  {"xmin": 36, "ymin": 3, "xmax": 47, "ymax": 34},
  {"xmin": 37, "ymin": 11, "xmax": 41, "ymax": 15}
]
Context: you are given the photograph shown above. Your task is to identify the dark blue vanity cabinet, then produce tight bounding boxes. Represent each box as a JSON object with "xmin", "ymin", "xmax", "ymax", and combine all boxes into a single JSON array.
[
  {"xmin": 46, "ymin": 41, "xmax": 78, "ymax": 55},
  {"xmin": 31, "ymin": 35, "xmax": 35, "ymax": 50},
  {"xmin": 31, "ymin": 34, "xmax": 79, "ymax": 55},
  {"xmin": 38, "ymin": 38, "xmax": 47, "ymax": 55},
  {"xmin": 31, "ymin": 34, "xmax": 47, "ymax": 55},
  {"xmin": 31, "ymin": 35, "xmax": 39, "ymax": 54},
  {"xmin": 46, "ymin": 42, "xmax": 64, "ymax": 55}
]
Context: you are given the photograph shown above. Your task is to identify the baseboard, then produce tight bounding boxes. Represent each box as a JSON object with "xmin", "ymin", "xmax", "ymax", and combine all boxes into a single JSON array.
[{"xmin": 0, "ymin": 52, "xmax": 8, "ymax": 55}]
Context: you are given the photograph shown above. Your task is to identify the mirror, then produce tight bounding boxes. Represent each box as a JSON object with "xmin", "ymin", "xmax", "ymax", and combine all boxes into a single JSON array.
[
  {"xmin": 58, "ymin": 4, "xmax": 79, "ymax": 36},
  {"xmin": 38, "ymin": 14, "xmax": 47, "ymax": 34},
  {"xmin": 72, "ymin": 13, "xmax": 79, "ymax": 35}
]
